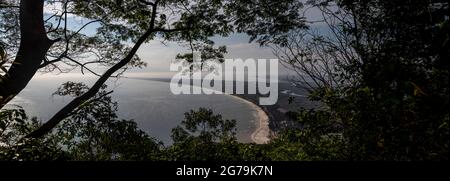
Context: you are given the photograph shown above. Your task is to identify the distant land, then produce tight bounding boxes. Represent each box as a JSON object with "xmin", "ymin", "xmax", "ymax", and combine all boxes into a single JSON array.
[{"xmin": 127, "ymin": 76, "xmax": 321, "ymax": 137}]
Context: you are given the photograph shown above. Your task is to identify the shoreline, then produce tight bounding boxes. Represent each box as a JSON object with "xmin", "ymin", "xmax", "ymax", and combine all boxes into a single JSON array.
[
  {"xmin": 126, "ymin": 77, "xmax": 281, "ymax": 144},
  {"xmin": 224, "ymin": 94, "xmax": 272, "ymax": 144}
]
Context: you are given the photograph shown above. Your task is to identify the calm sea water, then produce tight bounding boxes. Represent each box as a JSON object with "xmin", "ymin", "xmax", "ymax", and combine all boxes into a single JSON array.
[{"xmin": 8, "ymin": 74, "xmax": 258, "ymax": 144}]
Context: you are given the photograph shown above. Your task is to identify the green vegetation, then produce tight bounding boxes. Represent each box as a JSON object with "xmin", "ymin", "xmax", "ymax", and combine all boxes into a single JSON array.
[
  {"xmin": 0, "ymin": 82, "xmax": 345, "ymax": 161},
  {"xmin": 1, "ymin": 0, "xmax": 448, "ymax": 161}
]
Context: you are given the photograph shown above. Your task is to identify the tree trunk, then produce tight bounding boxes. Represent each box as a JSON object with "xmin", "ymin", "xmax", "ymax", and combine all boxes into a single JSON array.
[
  {"xmin": 0, "ymin": 0, "xmax": 52, "ymax": 108},
  {"xmin": 26, "ymin": 1, "xmax": 160, "ymax": 138}
]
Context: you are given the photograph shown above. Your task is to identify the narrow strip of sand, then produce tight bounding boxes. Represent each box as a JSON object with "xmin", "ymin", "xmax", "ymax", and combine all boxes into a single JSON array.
[
  {"xmin": 134, "ymin": 78, "xmax": 272, "ymax": 144},
  {"xmin": 226, "ymin": 95, "xmax": 271, "ymax": 144},
  {"xmin": 179, "ymin": 82, "xmax": 272, "ymax": 144}
]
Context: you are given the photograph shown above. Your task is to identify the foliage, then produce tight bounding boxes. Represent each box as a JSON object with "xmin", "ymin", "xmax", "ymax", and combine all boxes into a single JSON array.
[
  {"xmin": 0, "ymin": 107, "xmax": 67, "ymax": 161},
  {"xmin": 53, "ymin": 82, "xmax": 163, "ymax": 160},
  {"xmin": 171, "ymin": 108, "xmax": 236, "ymax": 143},
  {"xmin": 1, "ymin": 0, "xmax": 305, "ymax": 75},
  {"xmin": 1, "ymin": 0, "xmax": 448, "ymax": 161},
  {"xmin": 166, "ymin": 108, "xmax": 240, "ymax": 161},
  {"xmin": 275, "ymin": 0, "xmax": 449, "ymax": 160},
  {"xmin": 1, "ymin": 0, "xmax": 306, "ymax": 140},
  {"xmin": 0, "ymin": 82, "xmax": 163, "ymax": 161},
  {"xmin": 268, "ymin": 109, "xmax": 346, "ymax": 160}
]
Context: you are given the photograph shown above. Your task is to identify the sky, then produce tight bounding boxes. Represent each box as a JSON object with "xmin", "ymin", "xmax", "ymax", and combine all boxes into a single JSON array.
[
  {"xmin": 135, "ymin": 33, "xmax": 278, "ymax": 73},
  {"xmin": 40, "ymin": 1, "xmax": 329, "ymax": 78},
  {"xmin": 124, "ymin": 3, "xmax": 327, "ymax": 74}
]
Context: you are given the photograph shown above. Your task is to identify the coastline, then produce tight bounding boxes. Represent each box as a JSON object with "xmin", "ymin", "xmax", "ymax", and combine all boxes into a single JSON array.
[
  {"xmin": 124, "ymin": 77, "xmax": 310, "ymax": 144},
  {"xmin": 224, "ymin": 94, "xmax": 272, "ymax": 144}
]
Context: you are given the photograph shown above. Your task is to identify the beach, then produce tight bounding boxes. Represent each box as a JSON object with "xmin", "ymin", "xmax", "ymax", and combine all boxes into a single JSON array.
[
  {"xmin": 225, "ymin": 94, "xmax": 271, "ymax": 144},
  {"xmin": 126, "ymin": 77, "xmax": 318, "ymax": 144}
]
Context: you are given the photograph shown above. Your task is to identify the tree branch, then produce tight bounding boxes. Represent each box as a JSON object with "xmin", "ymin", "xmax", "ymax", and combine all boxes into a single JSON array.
[
  {"xmin": 0, "ymin": 0, "xmax": 54, "ymax": 109},
  {"xmin": 26, "ymin": 1, "xmax": 160, "ymax": 138}
]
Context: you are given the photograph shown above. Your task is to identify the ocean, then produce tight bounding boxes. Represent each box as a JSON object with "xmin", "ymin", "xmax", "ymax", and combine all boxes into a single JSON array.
[{"xmin": 7, "ymin": 74, "xmax": 259, "ymax": 145}]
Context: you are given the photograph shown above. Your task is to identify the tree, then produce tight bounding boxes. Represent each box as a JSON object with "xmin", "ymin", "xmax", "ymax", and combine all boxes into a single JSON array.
[
  {"xmin": 52, "ymin": 82, "xmax": 163, "ymax": 160},
  {"xmin": 1, "ymin": 82, "xmax": 163, "ymax": 161},
  {"xmin": 0, "ymin": 0, "xmax": 306, "ymax": 139},
  {"xmin": 166, "ymin": 108, "xmax": 275, "ymax": 161},
  {"xmin": 171, "ymin": 108, "xmax": 237, "ymax": 143},
  {"xmin": 1, "ymin": 107, "xmax": 66, "ymax": 160},
  {"xmin": 274, "ymin": 0, "xmax": 449, "ymax": 160},
  {"xmin": 167, "ymin": 108, "xmax": 236, "ymax": 160}
]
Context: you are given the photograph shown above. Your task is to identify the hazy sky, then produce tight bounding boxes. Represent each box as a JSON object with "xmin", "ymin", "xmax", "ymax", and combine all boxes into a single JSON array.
[
  {"xmin": 135, "ymin": 33, "xmax": 278, "ymax": 73},
  {"xmin": 128, "ymin": 3, "xmax": 326, "ymax": 73},
  {"xmin": 41, "ymin": 1, "xmax": 327, "ymax": 77}
]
